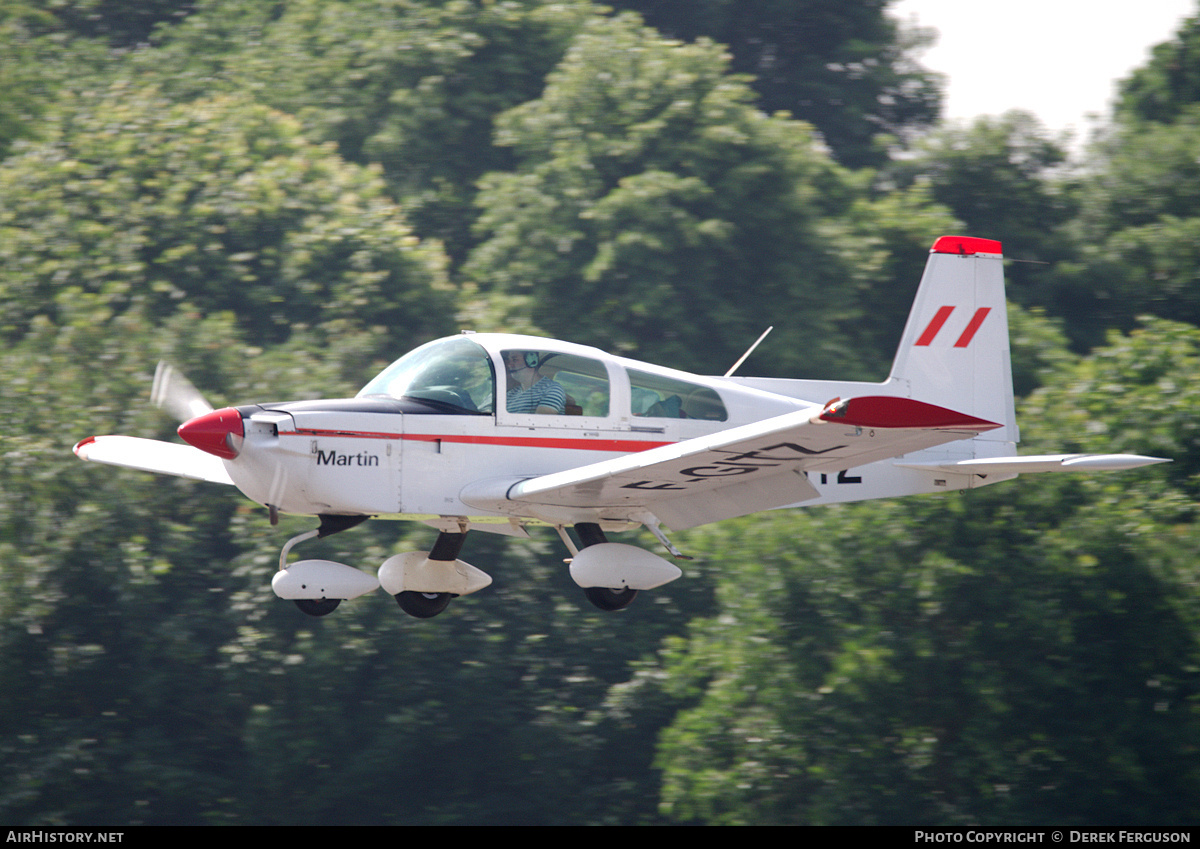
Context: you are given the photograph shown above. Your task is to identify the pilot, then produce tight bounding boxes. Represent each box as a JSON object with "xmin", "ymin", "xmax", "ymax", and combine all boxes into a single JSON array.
[{"xmin": 504, "ymin": 350, "xmax": 566, "ymax": 415}]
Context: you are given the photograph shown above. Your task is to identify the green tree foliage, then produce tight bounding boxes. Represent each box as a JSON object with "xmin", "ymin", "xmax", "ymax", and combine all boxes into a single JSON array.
[
  {"xmin": 467, "ymin": 13, "xmax": 875, "ymax": 378},
  {"xmin": 1054, "ymin": 106, "xmax": 1200, "ymax": 348},
  {"xmin": 0, "ymin": 87, "xmax": 453, "ymax": 361},
  {"xmin": 32, "ymin": 0, "xmax": 194, "ymax": 46},
  {"xmin": 138, "ymin": 0, "xmax": 595, "ymax": 262},
  {"xmin": 608, "ymin": 0, "xmax": 943, "ymax": 168},
  {"xmin": 1048, "ymin": 6, "xmax": 1200, "ymax": 350},
  {"xmin": 0, "ymin": 3, "xmax": 53, "ymax": 158},
  {"xmin": 888, "ymin": 112, "xmax": 1076, "ymax": 291},
  {"xmin": 0, "ymin": 2, "xmax": 117, "ymax": 160},
  {"xmin": 1005, "ymin": 304, "xmax": 1077, "ymax": 398},
  {"xmin": 883, "ymin": 112, "xmax": 1090, "ymax": 356},
  {"xmin": 1118, "ymin": 6, "xmax": 1200, "ymax": 125},
  {"xmin": 837, "ymin": 184, "xmax": 959, "ymax": 372}
]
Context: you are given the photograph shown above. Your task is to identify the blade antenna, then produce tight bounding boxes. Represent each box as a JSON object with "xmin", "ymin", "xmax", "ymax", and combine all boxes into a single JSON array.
[{"xmin": 723, "ymin": 326, "xmax": 773, "ymax": 377}]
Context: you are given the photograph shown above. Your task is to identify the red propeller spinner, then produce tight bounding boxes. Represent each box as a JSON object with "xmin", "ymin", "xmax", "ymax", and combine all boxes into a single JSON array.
[{"xmin": 177, "ymin": 407, "xmax": 244, "ymax": 459}]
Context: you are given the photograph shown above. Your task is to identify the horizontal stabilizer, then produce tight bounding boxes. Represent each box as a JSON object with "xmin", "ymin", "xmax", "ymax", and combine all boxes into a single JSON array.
[
  {"xmin": 897, "ymin": 454, "xmax": 1170, "ymax": 476},
  {"xmin": 73, "ymin": 435, "xmax": 234, "ymax": 485}
]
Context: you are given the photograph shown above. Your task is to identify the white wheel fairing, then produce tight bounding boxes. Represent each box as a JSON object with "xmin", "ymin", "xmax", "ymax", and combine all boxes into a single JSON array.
[
  {"xmin": 568, "ymin": 543, "xmax": 682, "ymax": 591},
  {"xmin": 271, "ymin": 559, "xmax": 380, "ymax": 600},
  {"xmin": 378, "ymin": 551, "xmax": 492, "ymax": 596}
]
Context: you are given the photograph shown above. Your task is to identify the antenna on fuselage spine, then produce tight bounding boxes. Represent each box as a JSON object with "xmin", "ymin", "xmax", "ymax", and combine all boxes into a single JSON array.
[{"xmin": 723, "ymin": 326, "xmax": 773, "ymax": 377}]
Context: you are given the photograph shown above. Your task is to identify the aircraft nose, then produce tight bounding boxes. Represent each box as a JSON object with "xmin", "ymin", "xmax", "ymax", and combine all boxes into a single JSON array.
[{"xmin": 178, "ymin": 407, "xmax": 244, "ymax": 459}]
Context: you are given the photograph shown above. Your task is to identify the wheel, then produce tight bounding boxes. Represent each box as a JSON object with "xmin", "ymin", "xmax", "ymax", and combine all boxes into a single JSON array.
[
  {"xmin": 396, "ymin": 591, "xmax": 452, "ymax": 619},
  {"xmin": 294, "ymin": 598, "xmax": 341, "ymax": 617},
  {"xmin": 584, "ymin": 586, "xmax": 638, "ymax": 611}
]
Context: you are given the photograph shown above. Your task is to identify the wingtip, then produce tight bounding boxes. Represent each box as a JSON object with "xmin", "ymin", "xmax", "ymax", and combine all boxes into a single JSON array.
[{"xmin": 1061, "ymin": 454, "xmax": 1172, "ymax": 471}]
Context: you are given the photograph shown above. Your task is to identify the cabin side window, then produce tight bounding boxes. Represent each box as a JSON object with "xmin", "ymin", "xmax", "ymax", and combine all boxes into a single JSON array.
[
  {"xmin": 628, "ymin": 369, "xmax": 728, "ymax": 421},
  {"xmin": 502, "ymin": 350, "xmax": 610, "ymax": 417}
]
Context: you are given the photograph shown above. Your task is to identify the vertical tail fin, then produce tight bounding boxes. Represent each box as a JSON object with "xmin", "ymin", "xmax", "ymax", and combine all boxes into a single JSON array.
[{"xmin": 888, "ymin": 236, "xmax": 1017, "ymax": 446}]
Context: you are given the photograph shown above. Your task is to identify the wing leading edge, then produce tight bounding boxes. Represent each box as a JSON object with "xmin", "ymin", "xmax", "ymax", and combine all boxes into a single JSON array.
[
  {"xmin": 463, "ymin": 396, "xmax": 1000, "ymax": 530},
  {"xmin": 74, "ymin": 435, "xmax": 235, "ymax": 485}
]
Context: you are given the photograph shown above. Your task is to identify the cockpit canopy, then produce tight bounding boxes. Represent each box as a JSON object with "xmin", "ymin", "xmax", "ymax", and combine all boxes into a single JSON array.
[
  {"xmin": 358, "ymin": 333, "xmax": 734, "ymax": 422},
  {"xmin": 357, "ymin": 336, "xmax": 495, "ymax": 415}
]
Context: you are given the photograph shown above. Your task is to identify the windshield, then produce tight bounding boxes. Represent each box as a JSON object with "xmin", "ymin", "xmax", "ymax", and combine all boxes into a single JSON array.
[{"xmin": 357, "ymin": 336, "xmax": 495, "ymax": 414}]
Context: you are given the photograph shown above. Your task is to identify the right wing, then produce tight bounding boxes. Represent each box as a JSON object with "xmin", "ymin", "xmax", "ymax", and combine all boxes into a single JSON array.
[
  {"xmin": 464, "ymin": 396, "xmax": 1000, "ymax": 530},
  {"xmin": 73, "ymin": 435, "xmax": 234, "ymax": 485}
]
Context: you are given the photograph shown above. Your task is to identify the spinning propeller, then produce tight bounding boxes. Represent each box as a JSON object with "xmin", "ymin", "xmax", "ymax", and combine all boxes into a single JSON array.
[
  {"xmin": 152, "ymin": 362, "xmax": 244, "ymax": 460},
  {"xmin": 151, "ymin": 362, "xmax": 214, "ymax": 422}
]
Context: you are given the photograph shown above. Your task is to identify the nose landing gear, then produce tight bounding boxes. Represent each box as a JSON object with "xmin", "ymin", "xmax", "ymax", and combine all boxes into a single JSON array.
[
  {"xmin": 271, "ymin": 515, "xmax": 377, "ymax": 618},
  {"xmin": 567, "ymin": 522, "xmax": 683, "ymax": 611}
]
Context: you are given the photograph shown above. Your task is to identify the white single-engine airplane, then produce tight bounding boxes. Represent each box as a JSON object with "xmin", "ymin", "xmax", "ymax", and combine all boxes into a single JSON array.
[{"xmin": 74, "ymin": 236, "xmax": 1168, "ymax": 618}]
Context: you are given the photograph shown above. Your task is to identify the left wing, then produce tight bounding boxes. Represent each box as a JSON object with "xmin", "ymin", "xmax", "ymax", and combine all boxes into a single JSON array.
[
  {"xmin": 464, "ymin": 396, "xmax": 999, "ymax": 530},
  {"xmin": 73, "ymin": 435, "xmax": 234, "ymax": 485}
]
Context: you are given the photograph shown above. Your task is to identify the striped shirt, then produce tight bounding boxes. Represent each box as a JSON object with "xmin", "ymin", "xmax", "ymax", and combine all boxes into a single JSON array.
[{"xmin": 507, "ymin": 378, "xmax": 567, "ymax": 414}]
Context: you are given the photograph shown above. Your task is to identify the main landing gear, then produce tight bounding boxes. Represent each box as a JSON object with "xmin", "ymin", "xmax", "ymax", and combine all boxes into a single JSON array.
[
  {"xmin": 583, "ymin": 586, "xmax": 639, "ymax": 612},
  {"xmin": 378, "ymin": 530, "xmax": 492, "ymax": 618},
  {"xmin": 389, "ymin": 532, "xmax": 463, "ymax": 619},
  {"xmin": 395, "ymin": 591, "xmax": 452, "ymax": 619},
  {"xmin": 575, "ymin": 523, "xmax": 637, "ymax": 611},
  {"xmin": 564, "ymin": 522, "xmax": 683, "ymax": 612}
]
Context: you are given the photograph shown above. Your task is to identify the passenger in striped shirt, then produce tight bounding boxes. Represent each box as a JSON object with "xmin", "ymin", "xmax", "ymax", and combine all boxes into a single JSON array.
[{"xmin": 504, "ymin": 350, "xmax": 567, "ymax": 415}]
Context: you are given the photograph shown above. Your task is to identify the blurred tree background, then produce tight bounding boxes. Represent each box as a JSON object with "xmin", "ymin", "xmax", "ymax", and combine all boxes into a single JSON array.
[{"xmin": 0, "ymin": 0, "xmax": 1197, "ymax": 825}]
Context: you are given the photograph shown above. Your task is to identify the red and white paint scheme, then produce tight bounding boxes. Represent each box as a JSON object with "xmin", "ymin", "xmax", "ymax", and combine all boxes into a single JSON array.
[{"xmin": 73, "ymin": 236, "xmax": 1168, "ymax": 619}]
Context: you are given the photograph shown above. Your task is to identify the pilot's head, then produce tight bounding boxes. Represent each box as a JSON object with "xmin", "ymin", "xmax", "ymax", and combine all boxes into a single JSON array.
[{"xmin": 504, "ymin": 351, "xmax": 540, "ymax": 374}]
